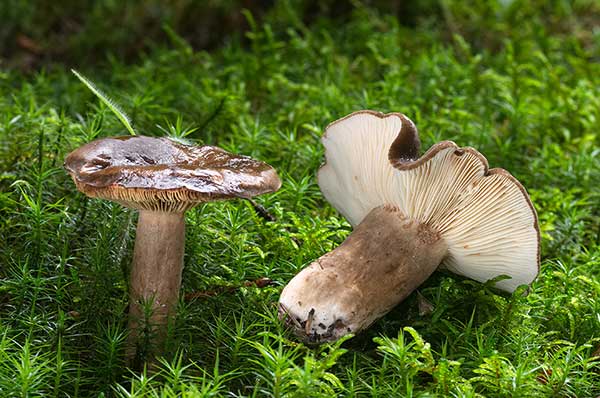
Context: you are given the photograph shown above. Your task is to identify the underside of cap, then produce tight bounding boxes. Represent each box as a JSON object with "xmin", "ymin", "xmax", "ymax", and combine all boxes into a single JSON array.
[
  {"xmin": 318, "ymin": 110, "xmax": 540, "ymax": 292},
  {"xmin": 72, "ymin": 181, "xmax": 250, "ymax": 212},
  {"xmin": 65, "ymin": 136, "xmax": 281, "ymax": 212}
]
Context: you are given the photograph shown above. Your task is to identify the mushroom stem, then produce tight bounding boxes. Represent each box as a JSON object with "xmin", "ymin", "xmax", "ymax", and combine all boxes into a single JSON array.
[
  {"xmin": 127, "ymin": 210, "xmax": 185, "ymax": 363},
  {"xmin": 279, "ymin": 205, "xmax": 448, "ymax": 343}
]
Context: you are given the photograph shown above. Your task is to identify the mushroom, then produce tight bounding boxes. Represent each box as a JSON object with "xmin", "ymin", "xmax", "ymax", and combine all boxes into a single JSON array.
[
  {"xmin": 65, "ymin": 136, "xmax": 280, "ymax": 360},
  {"xmin": 279, "ymin": 110, "xmax": 539, "ymax": 344}
]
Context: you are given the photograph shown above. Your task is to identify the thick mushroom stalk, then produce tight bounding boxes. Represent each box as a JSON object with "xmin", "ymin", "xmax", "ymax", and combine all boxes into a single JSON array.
[
  {"xmin": 65, "ymin": 136, "xmax": 280, "ymax": 364},
  {"xmin": 280, "ymin": 205, "xmax": 447, "ymax": 343},
  {"xmin": 128, "ymin": 210, "xmax": 185, "ymax": 357},
  {"xmin": 279, "ymin": 111, "xmax": 540, "ymax": 343}
]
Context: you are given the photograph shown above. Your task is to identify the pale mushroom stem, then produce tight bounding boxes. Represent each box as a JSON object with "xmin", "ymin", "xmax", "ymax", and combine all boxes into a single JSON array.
[
  {"xmin": 126, "ymin": 210, "xmax": 185, "ymax": 363},
  {"xmin": 279, "ymin": 205, "xmax": 448, "ymax": 343}
]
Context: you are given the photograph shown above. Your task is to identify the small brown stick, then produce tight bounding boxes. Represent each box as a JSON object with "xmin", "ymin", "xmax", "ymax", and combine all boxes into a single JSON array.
[
  {"xmin": 246, "ymin": 198, "xmax": 276, "ymax": 222},
  {"xmin": 245, "ymin": 199, "xmax": 303, "ymax": 247},
  {"xmin": 304, "ymin": 308, "xmax": 315, "ymax": 335},
  {"xmin": 245, "ymin": 277, "xmax": 275, "ymax": 288},
  {"xmin": 278, "ymin": 302, "xmax": 303, "ymax": 330},
  {"xmin": 184, "ymin": 277, "xmax": 274, "ymax": 302}
]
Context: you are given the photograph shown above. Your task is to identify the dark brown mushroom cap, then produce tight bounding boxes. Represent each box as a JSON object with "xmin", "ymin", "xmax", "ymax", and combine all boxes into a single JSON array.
[{"xmin": 65, "ymin": 136, "xmax": 281, "ymax": 212}]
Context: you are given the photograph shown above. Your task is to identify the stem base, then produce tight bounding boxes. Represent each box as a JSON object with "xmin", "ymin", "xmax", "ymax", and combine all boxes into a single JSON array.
[{"xmin": 279, "ymin": 205, "xmax": 447, "ymax": 343}]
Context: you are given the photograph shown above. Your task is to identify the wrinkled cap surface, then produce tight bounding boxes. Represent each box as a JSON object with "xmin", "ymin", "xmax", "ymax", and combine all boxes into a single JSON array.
[
  {"xmin": 317, "ymin": 110, "xmax": 540, "ymax": 292},
  {"xmin": 65, "ymin": 136, "xmax": 281, "ymax": 212}
]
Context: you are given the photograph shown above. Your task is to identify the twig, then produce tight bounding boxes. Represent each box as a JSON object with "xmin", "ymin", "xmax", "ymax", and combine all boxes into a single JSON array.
[
  {"xmin": 184, "ymin": 277, "xmax": 274, "ymax": 301},
  {"xmin": 246, "ymin": 198, "xmax": 276, "ymax": 222}
]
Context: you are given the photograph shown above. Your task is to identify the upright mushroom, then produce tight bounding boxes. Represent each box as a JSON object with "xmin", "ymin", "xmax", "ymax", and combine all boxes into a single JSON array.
[
  {"xmin": 65, "ymin": 136, "xmax": 280, "ymax": 360},
  {"xmin": 279, "ymin": 110, "xmax": 539, "ymax": 343}
]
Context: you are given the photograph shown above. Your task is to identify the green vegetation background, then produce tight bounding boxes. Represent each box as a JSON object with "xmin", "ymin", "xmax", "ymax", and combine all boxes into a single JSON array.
[{"xmin": 1, "ymin": 0, "xmax": 599, "ymax": 396}]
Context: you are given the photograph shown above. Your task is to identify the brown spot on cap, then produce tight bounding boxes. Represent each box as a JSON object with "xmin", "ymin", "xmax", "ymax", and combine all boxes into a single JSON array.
[{"xmin": 65, "ymin": 136, "xmax": 281, "ymax": 212}]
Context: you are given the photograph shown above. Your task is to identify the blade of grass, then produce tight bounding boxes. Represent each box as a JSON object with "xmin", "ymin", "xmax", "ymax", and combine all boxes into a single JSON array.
[{"xmin": 71, "ymin": 69, "xmax": 136, "ymax": 136}]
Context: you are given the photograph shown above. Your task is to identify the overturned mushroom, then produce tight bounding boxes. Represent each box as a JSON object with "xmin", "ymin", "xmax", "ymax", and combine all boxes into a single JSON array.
[
  {"xmin": 279, "ymin": 110, "xmax": 539, "ymax": 344},
  {"xmin": 65, "ymin": 136, "xmax": 280, "ymax": 360}
]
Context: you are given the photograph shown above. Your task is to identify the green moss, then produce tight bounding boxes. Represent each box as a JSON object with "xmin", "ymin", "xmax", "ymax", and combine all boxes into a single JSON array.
[{"xmin": 0, "ymin": 1, "xmax": 599, "ymax": 396}]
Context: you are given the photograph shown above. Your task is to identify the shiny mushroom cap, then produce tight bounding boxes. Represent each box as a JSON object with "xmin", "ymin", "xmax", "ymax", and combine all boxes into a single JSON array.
[
  {"xmin": 317, "ymin": 110, "xmax": 540, "ymax": 292},
  {"xmin": 65, "ymin": 136, "xmax": 281, "ymax": 212}
]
